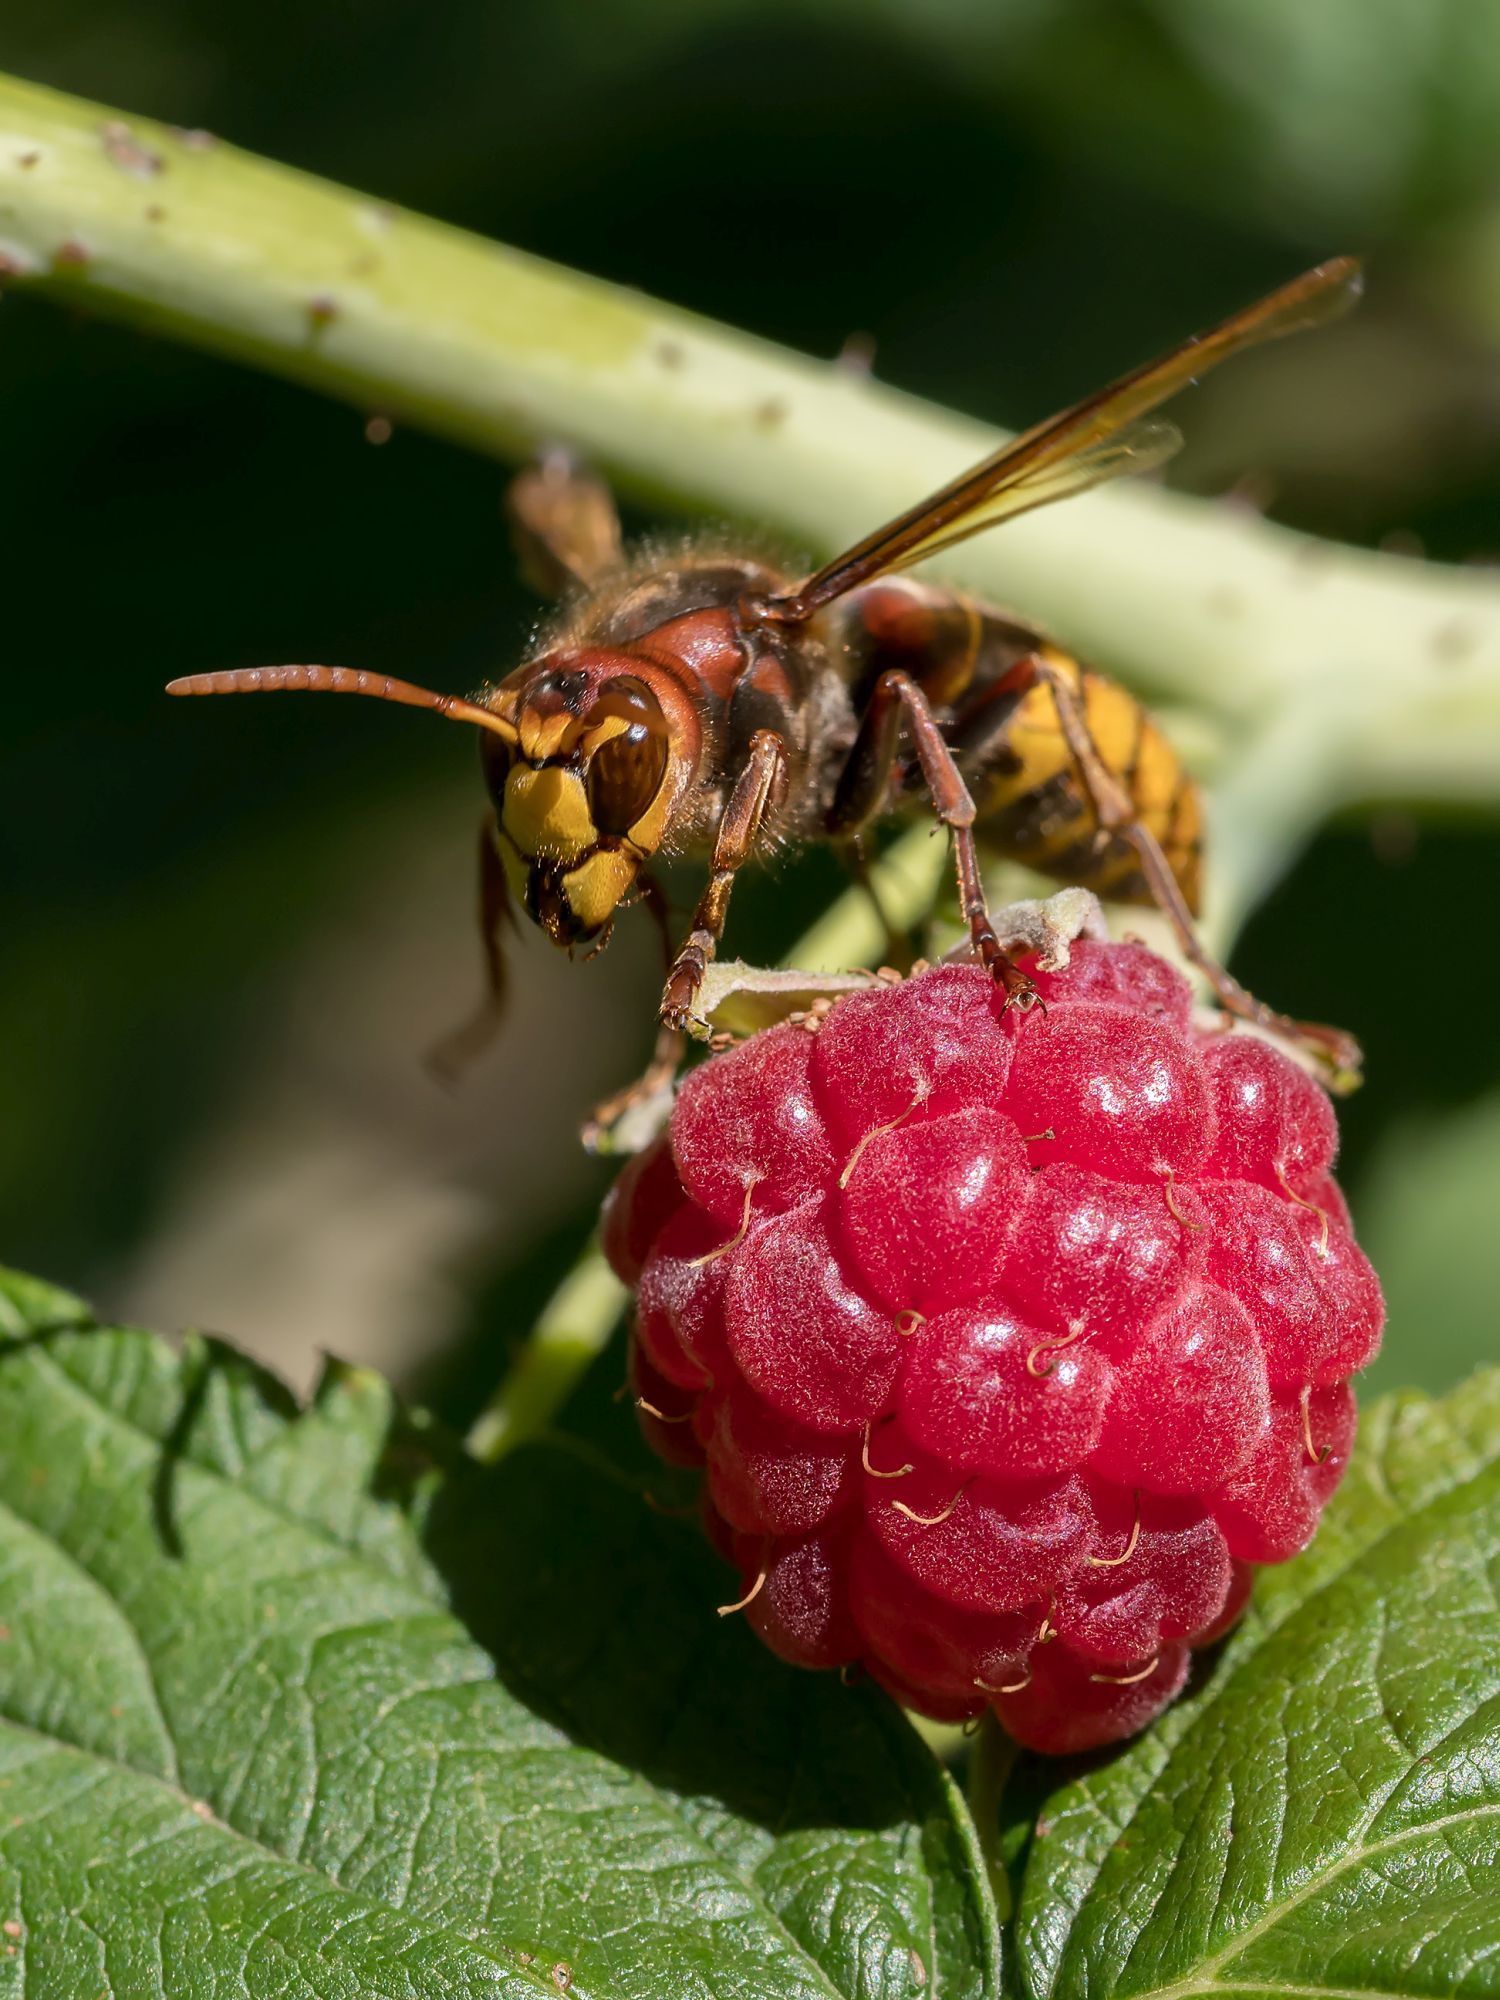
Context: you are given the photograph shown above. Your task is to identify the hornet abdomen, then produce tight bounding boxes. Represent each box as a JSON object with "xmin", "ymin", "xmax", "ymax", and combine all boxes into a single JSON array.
[{"xmin": 835, "ymin": 577, "xmax": 1203, "ymax": 915}]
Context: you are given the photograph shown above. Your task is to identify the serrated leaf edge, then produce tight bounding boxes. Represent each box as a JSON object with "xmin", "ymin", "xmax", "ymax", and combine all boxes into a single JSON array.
[{"xmin": 5, "ymin": 1320, "xmax": 995, "ymax": 2000}]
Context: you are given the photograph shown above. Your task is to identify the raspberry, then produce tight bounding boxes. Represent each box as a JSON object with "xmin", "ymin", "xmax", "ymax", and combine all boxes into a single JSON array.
[
  {"xmin": 699, "ymin": 1381, "xmax": 855, "ymax": 1535},
  {"xmin": 608, "ymin": 944, "xmax": 1382, "ymax": 1754},
  {"xmin": 836, "ymin": 1108, "xmax": 1029, "ymax": 1312}
]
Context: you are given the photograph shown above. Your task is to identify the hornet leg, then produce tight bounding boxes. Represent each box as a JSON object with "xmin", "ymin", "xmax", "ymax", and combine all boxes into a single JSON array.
[
  {"xmin": 584, "ymin": 737, "xmax": 789, "ymax": 1151},
  {"xmin": 827, "ymin": 669, "xmax": 1036, "ymax": 1011},
  {"xmin": 581, "ymin": 1022, "xmax": 686, "ymax": 1154},
  {"xmin": 661, "ymin": 730, "xmax": 789, "ymax": 1032},
  {"xmin": 1034, "ymin": 654, "xmax": 1362, "ymax": 1083},
  {"xmin": 505, "ymin": 449, "xmax": 623, "ymax": 597}
]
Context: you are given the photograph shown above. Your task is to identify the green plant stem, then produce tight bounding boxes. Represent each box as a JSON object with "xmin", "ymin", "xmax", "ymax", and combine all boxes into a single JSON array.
[
  {"xmin": 793, "ymin": 825, "xmax": 950, "ymax": 970},
  {"xmin": 2, "ymin": 71, "xmax": 1499, "ymax": 815},
  {"xmin": 966, "ymin": 1711, "xmax": 1018, "ymax": 1926},
  {"xmin": 466, "ymin": 1244, "xmax": 624, "ymax": 1463}
]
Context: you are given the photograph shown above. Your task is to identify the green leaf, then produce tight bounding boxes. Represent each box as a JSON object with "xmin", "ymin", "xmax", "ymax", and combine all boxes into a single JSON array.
[
  {"xmin": 0, "ymin": 1269, "xmax": 998, "ymax": 2000},
  {"xmin": 1011, "ymin": 1367, "xmax": 1500, "ymax": 2000}
]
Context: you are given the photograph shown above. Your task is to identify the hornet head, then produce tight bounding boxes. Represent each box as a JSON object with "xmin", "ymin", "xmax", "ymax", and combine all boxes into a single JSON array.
[
  {"xmin": 165, "ymin": 648, "xmax": 691, "ymax": 951},
  {"xmin": 479, "ymin": 651, "xmax": 681, "ymax": 947}
]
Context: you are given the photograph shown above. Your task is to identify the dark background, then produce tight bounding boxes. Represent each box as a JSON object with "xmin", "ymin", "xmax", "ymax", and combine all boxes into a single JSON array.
[{"xmin": 2, "ymin": 0, "xmax": 1497, "ymax": 1415}]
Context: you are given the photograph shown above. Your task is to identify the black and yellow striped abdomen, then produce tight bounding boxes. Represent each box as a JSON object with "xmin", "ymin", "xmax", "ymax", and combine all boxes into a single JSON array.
[
  {"xmin": 834, "ymin": 579, "xmax": 1203, "ymax": 915},
  {"xmin": 974, "ymin": 646, "xmax": 1202, "ymax": 914}
]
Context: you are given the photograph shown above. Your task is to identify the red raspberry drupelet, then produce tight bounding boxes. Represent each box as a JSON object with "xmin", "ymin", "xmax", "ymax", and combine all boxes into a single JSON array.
[{"xmin": 603, "ymin": 941, "xmax": 1382, "ymax": 1754}]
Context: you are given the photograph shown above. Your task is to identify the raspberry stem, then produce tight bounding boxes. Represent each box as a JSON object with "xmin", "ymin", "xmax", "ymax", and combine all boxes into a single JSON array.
[
  {"xmin": 467, "ymin": 1246, "xmax": 625, "ymax": 1464},
  {"xmin": 965, "ymin": 1712, "xmax": 1018, "ymax": 1924}
]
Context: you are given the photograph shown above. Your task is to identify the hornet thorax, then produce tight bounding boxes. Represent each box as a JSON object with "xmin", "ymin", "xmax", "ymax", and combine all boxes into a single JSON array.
[{"xmin": 481, "ymin": 549, "xmax": 851, "ymax": 945}]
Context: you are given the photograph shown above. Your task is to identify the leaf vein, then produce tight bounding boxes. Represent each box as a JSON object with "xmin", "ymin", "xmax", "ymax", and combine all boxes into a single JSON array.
[
  {"xmin": 1143, "ymin": 1801, "xmax": 1500, "ymax": 2000},
  {"xmin": 0, "ymin": 1493, "xmax": 180, "ymax": 1786},
  {"xmin": 1038, "ymin": 1412, "xmax": 1500, "ymax": 1998}
]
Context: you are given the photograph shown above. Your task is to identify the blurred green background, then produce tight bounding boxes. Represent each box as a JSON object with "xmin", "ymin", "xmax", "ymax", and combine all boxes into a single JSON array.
[{"xmin": 2, "ymin": 0, "xmax": 1497, "ymax": 1420}]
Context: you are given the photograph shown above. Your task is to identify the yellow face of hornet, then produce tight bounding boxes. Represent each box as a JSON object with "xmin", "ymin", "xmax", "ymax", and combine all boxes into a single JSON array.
[{"xmin": 482, "ymin": 663, "xmax": 673, "ymax": 947}]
